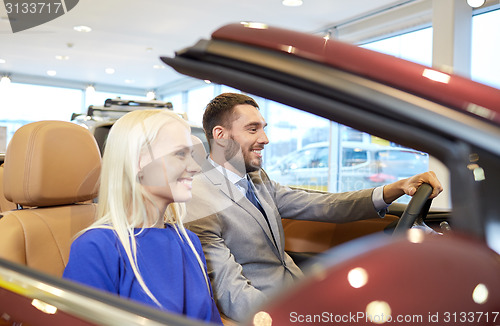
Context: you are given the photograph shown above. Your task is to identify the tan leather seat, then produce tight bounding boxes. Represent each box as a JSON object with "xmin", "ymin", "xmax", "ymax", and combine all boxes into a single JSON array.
[
  {"xmin": 282, "ymin": 214, "xmax": 399, "ymax": 254},
  {"xmin": 0, "ymin": 164, "xmax": 17, "ymax": 212},
  {"xmin": 0, "ymin": 121, "xmax": 101, "ymax": 277}
]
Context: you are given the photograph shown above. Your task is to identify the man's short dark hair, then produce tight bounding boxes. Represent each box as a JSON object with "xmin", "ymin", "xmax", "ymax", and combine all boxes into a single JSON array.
[{"xmin": 203, "ymin": 93, "xmax": 259, "ymax": 145}]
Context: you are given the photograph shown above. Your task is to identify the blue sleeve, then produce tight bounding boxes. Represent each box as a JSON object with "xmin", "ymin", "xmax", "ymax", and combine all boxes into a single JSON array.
[{"xmin": 63, "ymin": 229, "xmax": 120, "ymax": 294}]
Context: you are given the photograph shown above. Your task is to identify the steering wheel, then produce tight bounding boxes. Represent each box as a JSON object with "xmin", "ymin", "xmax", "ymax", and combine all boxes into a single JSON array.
[{"xmin": 392, "ymin": 183, "xmax": 433, "ymax": 236}]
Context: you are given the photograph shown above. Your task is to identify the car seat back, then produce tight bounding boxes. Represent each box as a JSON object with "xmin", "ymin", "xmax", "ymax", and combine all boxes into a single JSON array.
[
  {"xmin": 0, "ymin": 164, "xmax": 17, "ymax": 212},
  {"xmin": 0, "ymin": 121, "xmax": 101, "ymax": 277}
]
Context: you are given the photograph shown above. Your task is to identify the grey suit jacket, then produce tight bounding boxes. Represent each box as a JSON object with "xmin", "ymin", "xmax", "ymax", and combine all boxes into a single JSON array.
[{"xmin": 185, "ymin": 159, "xmax": 380, "ymax": 321}]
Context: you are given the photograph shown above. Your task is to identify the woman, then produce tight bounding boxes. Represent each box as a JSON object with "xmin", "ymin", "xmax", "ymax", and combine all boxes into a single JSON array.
[{"xmin": 64, "ymin": 109, "xmax": 222, "ymax": 324}]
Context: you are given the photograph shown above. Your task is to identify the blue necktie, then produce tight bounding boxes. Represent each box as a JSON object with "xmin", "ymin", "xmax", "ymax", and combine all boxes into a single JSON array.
[
  {"xmin": 238, "ymin": 178, "xmax": 266, "ymax": 217},
  {"xmin": 238, "ymin": 177, "xmax": 277, "ymax": 247}
]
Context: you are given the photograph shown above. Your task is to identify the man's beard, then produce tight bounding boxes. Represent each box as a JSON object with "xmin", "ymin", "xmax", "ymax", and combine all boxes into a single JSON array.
[
  {"xmin": 225, "ymin": 135, "xmax": 261, "ymax": 174},
  {"xmin": 244, "ymin": 153, "xmax": 260, "ymax": 173}
]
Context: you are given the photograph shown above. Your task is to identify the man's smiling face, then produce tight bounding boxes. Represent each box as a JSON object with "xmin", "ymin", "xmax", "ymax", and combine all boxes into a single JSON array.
[{"xmin": 226, "ymin": 104, "xmax": 269, "ymax": 173}]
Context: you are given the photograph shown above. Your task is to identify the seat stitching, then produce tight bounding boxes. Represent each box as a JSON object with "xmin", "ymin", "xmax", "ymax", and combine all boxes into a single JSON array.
[
  {"xmin": 6, "ymin": 212, "xmax": 28, "ymax": 265},
  {"xmin": 27, "ymin": 209, "xmax": 66, "ymax": 267}
]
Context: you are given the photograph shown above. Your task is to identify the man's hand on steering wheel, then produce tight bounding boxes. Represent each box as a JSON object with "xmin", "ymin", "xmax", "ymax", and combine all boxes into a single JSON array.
[{"xmin": 383, "ymin": 171, "xmax": 443, "ymax": 205}]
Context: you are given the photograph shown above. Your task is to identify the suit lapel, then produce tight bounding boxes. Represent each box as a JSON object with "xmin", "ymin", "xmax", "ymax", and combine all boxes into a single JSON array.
[
  {"xmin": 249, "ymin": 174, "xmax": 284, "ymax": 257},
  {"xmin": 201, "ymin": 161, "xmax": 281, "ymax": 256}
]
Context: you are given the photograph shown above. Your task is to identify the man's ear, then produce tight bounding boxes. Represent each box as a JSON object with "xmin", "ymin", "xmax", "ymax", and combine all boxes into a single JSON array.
[
  {"xmin": 212, "ymin": 125, "xmax": 228, "ymax": 147},
  {"xmin": 212, "ymin": 125, "xmax": 226, "ymax": 140}
]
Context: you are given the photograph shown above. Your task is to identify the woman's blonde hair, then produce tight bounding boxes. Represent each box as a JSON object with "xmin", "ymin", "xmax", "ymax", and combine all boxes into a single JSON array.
[{"xmin": 81, "ymin": 109, "xmax": 209, "ymax": 306}]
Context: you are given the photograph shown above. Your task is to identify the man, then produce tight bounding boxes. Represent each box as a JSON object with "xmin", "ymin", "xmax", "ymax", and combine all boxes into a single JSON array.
[{"xmin": 185, "ymin": 93, "xmax": 442, "ymax": 322}]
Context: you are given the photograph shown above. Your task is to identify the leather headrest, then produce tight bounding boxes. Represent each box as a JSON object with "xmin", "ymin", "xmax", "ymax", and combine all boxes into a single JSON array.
[{"xmin": 3, "ymin": 121, "xmax": 101, "ymax": 207}]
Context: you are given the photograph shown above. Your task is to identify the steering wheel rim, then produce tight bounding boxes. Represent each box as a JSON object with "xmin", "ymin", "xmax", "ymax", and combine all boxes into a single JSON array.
[{"xmin": 392, "ymin": 183, "xmax": 433, "ymax": 236}]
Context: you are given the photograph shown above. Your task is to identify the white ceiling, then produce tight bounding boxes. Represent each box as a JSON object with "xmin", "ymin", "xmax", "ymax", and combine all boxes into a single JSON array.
[{"xmin": 0, "ymin": 0, "xmax": 404, "ymax": 92}]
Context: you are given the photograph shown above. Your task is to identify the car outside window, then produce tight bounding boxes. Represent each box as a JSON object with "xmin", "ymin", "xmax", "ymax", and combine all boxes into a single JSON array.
[
  {"xmin": 342, "ymin": 148, "xmax": 368, "ymax": 167},
  {"xmin": 263, "ymin": 102, "xmax": 429, "ymax": 203}
]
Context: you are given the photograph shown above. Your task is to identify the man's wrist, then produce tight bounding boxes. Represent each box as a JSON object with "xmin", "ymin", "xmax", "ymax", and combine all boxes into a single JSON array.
[{"xmin": 382, "ymin": 179, "xmax": 406, "ymax": 204}]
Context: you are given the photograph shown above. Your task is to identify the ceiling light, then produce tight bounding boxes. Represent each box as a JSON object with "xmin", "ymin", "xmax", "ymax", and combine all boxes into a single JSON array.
[
  {"xmin": 0, "ymin": 59, "xmax": 6, "ymax": 64},
  {"xmin": 105, "ymin": 68, "xmax": 115, "ymax": 74},
  {"xmin": 153, "ymin": 64, "xmax": 165, "ymax": 69},
  {"xmin": 55, "ymin": 55, "xmax": 69, "ymax": 60},
  {"xmin": 124, "ymin": 79, "xmax": 135, "ymax": 84},
  {"xmin": 46, "ymin": 70, "xmax": 57, "ymax": 76},
  {"xmin": 467, "ymin": 0, "xmax": 485, "ymax": 8},
  {"xmin": 323, "ymin": 30, "xmax": 332, "ymax": 40},
  {"xmin": 282, "ymin": 0, "xmax": 303, "ymax": 6},
  {"xmin": 86, "ymin": 85, "xmax": 95, "ymax": 93},
  {"xmin": 73, "ymin": 25, "xmax": 92, "ymax": 32},
  {"xmin": 146, "ymin": 91, "xmax": 156, "ymax": 100},
  {"xmin": 0, "ymin": 76, "xmax": 11, "ymax": 84}
]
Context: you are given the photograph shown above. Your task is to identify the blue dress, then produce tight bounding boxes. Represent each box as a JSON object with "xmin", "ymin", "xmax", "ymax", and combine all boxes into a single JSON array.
[{"xmin": 63, "ymin": 225, "xmax": 222, "ymax": 324}]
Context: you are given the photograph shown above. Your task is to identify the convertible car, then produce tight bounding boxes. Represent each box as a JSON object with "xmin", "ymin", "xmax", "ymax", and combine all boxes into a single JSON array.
[{"xmin": 1, "ymin": 22, "xmax": 499, "ymax": 325}]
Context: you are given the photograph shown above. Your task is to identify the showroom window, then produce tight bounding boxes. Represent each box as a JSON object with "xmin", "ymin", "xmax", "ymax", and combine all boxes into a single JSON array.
[
  {"xmin": 262, "ymin": 101, "xmax": 330, "ymax": 169},
  {"xmin": 185, "ymin": 85, "xmax": 215, "ymax": 126},
  {"xmin": 164, "ymin": 92, "xmax": 184, "ymax": 115},
  {"xmin": 0, "ymin": 82, "xmax": 82, "ymax": 148},
  {"xmin": 471, "ymin": 8, "xmax": 500, "ymax": 89},
  {"xmin": 360, "ymin": 27, "xmax": 433, "ymax": 66},
  {"xmin": 0, "ymin": 82, "xmax": 148, "ymax": 149}
]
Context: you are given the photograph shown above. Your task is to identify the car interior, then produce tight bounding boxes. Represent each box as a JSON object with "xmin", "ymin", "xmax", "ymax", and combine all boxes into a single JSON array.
[
  {"xmin": 0, "ymin": 120, "xmax": 100, "ymax": 276},
  {"xmin": 0, "ymin": 121, "xmax": 212, "ymax": 325}
]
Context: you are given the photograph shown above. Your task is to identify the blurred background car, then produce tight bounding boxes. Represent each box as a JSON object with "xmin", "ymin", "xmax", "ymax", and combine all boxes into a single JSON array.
[{"xmin": 268, "ymin": 141, "xmax": 428, "ymax": 200}]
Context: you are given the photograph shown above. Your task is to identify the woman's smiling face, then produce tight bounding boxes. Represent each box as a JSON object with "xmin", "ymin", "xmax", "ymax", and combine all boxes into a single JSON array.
[{"xmin": 138, "ymin": 121, "xmax": 200, "ymax": 209}]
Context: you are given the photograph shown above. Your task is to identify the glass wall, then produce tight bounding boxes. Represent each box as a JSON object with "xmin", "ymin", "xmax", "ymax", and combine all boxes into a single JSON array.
[
  {"xmin": 185, "ymin": 85, "xmax": 215, "ymax": 126},
  {"xmin": 0, "ymin": 82, "xmax": 83, "ymax": 148},
  {"xmin": 471, "ymin": 8, "xmax": 500, "ymax": 89},
  {"xmin": 164, "ymin": 93, "xmax": 184, "ymax": 115},
  {"xmin": 260, "ymin": 101, "xmax": 428, "ymax": 201},
  {"xmin": 0, "ymin": 81, "xmax": 150, "ymax": 150},
  {"xmin": 360, "ymin": 27, "xmax": 433, "ymax": 66},
  {"xmin": 262, "ymin": 101, "xmax": 331, "ymax": 191}
]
